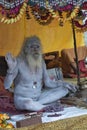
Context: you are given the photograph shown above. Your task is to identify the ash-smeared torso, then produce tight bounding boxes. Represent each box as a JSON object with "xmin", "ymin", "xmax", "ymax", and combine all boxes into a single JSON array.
[{"xmin": 14, "ymin": 59, "xmax": 43, "ymax": 100}]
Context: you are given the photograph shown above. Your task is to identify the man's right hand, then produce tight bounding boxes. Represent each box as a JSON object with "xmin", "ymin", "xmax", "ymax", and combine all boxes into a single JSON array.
[{"xmin": 5, "ymin": 53, "xmax": 17, "ymax": 71}]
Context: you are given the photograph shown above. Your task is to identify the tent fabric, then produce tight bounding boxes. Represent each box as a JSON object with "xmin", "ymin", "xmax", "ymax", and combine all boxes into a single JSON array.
[{"xmin": 0, "ymin": 12, "xmax": 84, "ymax": 56}]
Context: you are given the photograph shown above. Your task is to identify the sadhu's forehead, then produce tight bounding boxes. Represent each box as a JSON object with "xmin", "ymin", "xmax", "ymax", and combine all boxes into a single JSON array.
[{"xmin": 25, "ymin": 36, "xmax": 41, "ymax": 45}]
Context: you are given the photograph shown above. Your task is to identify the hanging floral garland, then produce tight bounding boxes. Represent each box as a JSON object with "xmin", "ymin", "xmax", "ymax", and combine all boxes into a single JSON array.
[
  {"xmin": 28, "ymin": 0, "xmax": 81, "ymax": 26},
  {"xmin": 30, "ymin": 5, "xmax": 53, "ymax": 25},
  {"xmin": 0, "ymin": 0, "xmax": 87, "ymax": 26},
  {"xmin": 74, "ymin": 20, "xmax": 87, "ymax": 32},
  {"xmin": 28, "ymin": 1, "xmax": 73, "ymax": 25},
  {"xmin": 0, "ymin": 0, "xmax": 27, "ymax": 24},
  {"xmin": 72, "ymin": 2, "xmax": 87, "ymax": 32}
]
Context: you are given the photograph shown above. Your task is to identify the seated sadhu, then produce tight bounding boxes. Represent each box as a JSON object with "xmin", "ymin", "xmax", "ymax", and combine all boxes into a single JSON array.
[{"xmin": 4, "ymin": 36, "xmax": 78, "ymax": 111}]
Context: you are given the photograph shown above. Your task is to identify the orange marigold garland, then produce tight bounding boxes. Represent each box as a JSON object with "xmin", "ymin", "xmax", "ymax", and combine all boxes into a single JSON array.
[{"xmin": 0, "ymin": 113, "xmax": 14, "ymax": 128}]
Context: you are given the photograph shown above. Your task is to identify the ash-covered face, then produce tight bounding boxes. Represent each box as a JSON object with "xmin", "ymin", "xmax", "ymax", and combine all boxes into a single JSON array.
[
  {"xmin": 28, "ymin": 42, "xmax": 41, "ymax": 58},
  {"xmin": 23, "ymin": 36, "xmax": 42, "ymax": 59}
]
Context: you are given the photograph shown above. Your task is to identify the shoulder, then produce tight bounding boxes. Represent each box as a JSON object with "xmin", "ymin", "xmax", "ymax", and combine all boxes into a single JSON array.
[
  {"xmin": 16, "ymin": 57, "xmax": 25, "ymax": 66},
  {"xmin": 42, "ymin": 59, "xmax": 46, "ymax": 66}
]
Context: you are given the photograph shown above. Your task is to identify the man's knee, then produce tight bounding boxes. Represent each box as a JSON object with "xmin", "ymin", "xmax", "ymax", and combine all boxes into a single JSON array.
[{"xmin": 23, "ymin": 100, "xmax": 32, "ymax": 109}]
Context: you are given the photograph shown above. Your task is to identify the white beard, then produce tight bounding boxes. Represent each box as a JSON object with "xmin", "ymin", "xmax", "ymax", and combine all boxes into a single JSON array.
[{"xmin": 26, "ymin": 54, "xmax": 42, "ymax": 72}]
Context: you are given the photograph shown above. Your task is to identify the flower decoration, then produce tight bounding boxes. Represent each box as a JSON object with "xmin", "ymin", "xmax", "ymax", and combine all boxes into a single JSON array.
[
  {"xmin": 66, "ymin": 6, "xmax": 80, "ymax": 20},
  {"xmin": 82, "ymin": 2, "xmax": 87, "ymax": 10},
  {"xmin": 74, "ymin": 20, "xmax": 87, "ymax": 32},
  {"xmin": 54, "ymin": 4, "xmax": 73, "ymax": 12},
  {"xmin": 0, "ymin": 0, "xmax": 27, "ymax": 24},
  {"xmin": 0, "ymin": 2, "xmax": 27, "ymax": 24},
  {"xmin": 31, "ymin": 5, "xmax": 53, "ymax": 25},
  {"xmin": 0, "ymin": 113, "xmax": 14, "ymax": 128},
  {"xmin": 0, "ymin": 0, "xmax": 87, "ymax": 27}
]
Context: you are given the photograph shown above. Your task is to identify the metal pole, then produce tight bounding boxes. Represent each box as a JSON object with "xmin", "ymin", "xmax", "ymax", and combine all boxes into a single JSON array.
[{"xmin": 71, "ymin": 19, "xmax": 81, "ymax": 88}]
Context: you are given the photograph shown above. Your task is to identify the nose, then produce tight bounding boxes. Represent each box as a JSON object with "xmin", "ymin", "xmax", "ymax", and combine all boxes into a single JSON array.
[{"xmin": 33, "ymin": 45, "xmax": 40, "ymax": 50}]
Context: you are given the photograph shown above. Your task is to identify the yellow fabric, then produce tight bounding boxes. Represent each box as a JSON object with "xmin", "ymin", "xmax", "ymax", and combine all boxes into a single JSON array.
[
  {"xmin": 0, "ymin": 12, "xmax": 84, "ymax": 56},
  {"xmin": 0, "ymin": 15, "xmax": 25, "ymax": 56}
]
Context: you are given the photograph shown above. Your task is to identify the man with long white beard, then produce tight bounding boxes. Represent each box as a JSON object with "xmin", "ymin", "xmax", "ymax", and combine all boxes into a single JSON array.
[{"xmin": 4, "ymin": 36, "xmax": 77, "ymax": 111}]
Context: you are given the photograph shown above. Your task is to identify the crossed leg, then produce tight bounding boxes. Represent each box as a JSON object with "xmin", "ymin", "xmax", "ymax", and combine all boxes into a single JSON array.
[
  {"xmin": 14, "ymin": 87, "xmax": 68, "ymax": 111},
  {"xmin": 14, "ymin": 96, "xmax": 45, "ymax": 111},
  {"xmin": 38, "ymin": 87, "xmax": 68, "ymax": 104}
]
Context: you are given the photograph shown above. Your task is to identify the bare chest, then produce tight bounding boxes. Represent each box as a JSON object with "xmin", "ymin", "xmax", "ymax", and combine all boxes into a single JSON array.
[{"xmin": 17, "ymin": 62, "xmax": 43, "ymax": 83}]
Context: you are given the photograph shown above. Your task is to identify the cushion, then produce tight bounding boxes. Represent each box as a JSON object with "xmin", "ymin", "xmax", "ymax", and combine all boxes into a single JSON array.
[
  {"xmin": 61, "ymin": 46, "xmax": 87, "ymax": 76},
  {"xmin": 43, "ymin": 51, "xmax": 59, "ymax": 69},
  {"xmin": 64, "ymin": 59, "xmax": 87, "ymax": 78},
  {"xmin": 79, "ymin": 60, "xmax": 87, "ymax": 73},
  {"xmin": 44, "ymin": 55, "xmax": 55, "ymax": 60}
]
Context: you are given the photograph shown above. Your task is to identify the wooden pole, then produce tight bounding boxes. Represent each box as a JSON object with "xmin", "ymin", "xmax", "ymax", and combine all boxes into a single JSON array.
[{"xmin": 71, "ymin": 19, "xmax": 81, "ymax": 88}]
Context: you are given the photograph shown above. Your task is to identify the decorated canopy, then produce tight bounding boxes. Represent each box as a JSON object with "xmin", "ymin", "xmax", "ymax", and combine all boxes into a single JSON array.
[{"xmin": 0, "ymin": 0, "xmax": 87, "ymax": 31}]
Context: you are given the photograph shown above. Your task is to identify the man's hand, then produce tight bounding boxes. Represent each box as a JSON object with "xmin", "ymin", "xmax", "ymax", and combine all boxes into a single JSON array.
[
  {"xmin": 64, "ymin": 83, "xmax": 78, "ymax": 93},
  {"xmin": 5, "ymin": 53, "xmax": 17, "ymax": 71}
]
